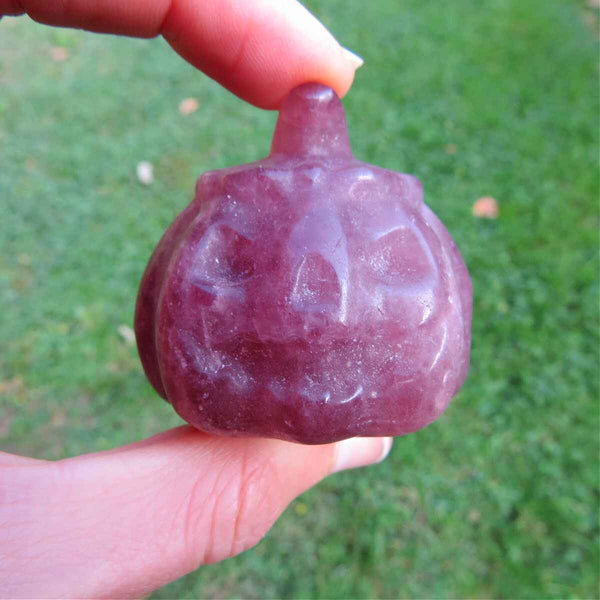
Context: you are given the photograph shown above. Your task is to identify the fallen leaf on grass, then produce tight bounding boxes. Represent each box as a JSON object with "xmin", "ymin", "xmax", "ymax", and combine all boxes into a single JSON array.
[
  {"xmin": 472, "ymin": 196, "xmax": 499, "ymax": 219},
  {"xmin": 468, "ymin": 509, "xmax": 481, "ymax": 523},
  {"xmin": 136, "ymin": 161, "xmax": 154, "ymax": 185},
  {"xmin": 118, "ymin": 324, "xmax": 136, "ymax": 345},
  {"xmin": 179, "ymin": 97, "xmax": 199, "ymax": 115},
  {"xmin": 50, "ymin": 46, "xmax": 69, "ymax": 62},
  {"xmin": 0, "ymin": 376, "xmax": 24, "ymax": 395},
  {"xmin": 51, "ymin": 409, "xmax": 67, "ymax": 427},
  {"xmin": 295, "ymin": 502, "xmax": 308, "ymax": 516}
]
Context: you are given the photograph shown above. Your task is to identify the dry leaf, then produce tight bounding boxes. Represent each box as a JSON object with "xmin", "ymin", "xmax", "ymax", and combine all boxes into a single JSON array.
[
  {"xmin": 445, "ymin": 143, "xmax": 458, "ymax": 155},
  {"xmin": 295, "ymin": 502, "xmax": 308, "ymax": 516},
  {"xmin": 468, "ymin": 509, "xmax": 481, "ymax": 523},
  {"xmin": 50, "ymin": 46, "xmax": 69, "ymax": 62},
  {"xmin": 0, "ymin": 376, "xmax": 24, "ymax": 395},
  {"xmin": 136, "ymin": 161, "xmax": 154, "ymax": 185},
  {"xmin": 118, "ymin": 324, "xmax": 136, "ymax": 345},
  {"xmin": 51, "ymin": 409, "xmax": 67, "ymax": 427},
  {"xmin": 472, "ymin": 196, "xmax": 499, "ymax": 219},
  {"xmin": 179, "ymin": 97, "xmax": 199, "ymax": 115}
]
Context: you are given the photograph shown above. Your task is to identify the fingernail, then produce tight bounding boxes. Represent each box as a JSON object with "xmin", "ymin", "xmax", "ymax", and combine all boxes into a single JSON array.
[
  {"xmin": 377, "ymin": 437, "xmax": 394, "ymax": 463},
  {"xmin": 333, "ymin": 436, "xmax": 393, "ymax": 473},
  {"xmin": 341, "ymin": 46, "xmax": 364, "ymax": 70}
]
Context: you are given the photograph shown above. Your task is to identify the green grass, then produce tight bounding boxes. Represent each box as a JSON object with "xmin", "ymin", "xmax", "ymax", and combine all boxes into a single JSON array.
[{"xmin": 1, "ymin": 0, "xmax": 598, "ymax": 597}]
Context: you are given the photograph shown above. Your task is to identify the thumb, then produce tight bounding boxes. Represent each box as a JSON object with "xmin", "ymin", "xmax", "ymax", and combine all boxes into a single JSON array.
[{"xmin": 1, "ymin": 427, "xmax": 392, "ymax": 599}]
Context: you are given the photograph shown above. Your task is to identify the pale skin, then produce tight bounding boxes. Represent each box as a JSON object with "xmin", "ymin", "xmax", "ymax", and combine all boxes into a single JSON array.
[{"xmin": 0, "ymin": 1, "xmax": 391, "ymax": 598}]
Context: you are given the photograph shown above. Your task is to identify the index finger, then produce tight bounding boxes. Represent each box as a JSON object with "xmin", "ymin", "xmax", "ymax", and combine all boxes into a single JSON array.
[{"xmin": 0, "ymin": 0, "xmax": 363, "ymax": 108}]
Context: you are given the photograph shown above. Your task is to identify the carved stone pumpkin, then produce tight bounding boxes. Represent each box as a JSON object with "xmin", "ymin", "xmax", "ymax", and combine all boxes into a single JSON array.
[{"xmin": 134, "ymin": 83, "xmax": 472, "ymax": 444}]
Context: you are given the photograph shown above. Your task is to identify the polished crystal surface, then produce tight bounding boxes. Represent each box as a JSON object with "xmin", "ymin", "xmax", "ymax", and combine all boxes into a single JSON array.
[{"xmin": 135, "ymin": 83, "xmax": 472, "ymax": 444}]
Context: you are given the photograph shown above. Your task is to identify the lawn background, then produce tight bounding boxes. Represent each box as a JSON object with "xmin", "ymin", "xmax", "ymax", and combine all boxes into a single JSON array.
[{"xmin": 1, "ymin": 0, "xmax": 598, "ymax": 598}]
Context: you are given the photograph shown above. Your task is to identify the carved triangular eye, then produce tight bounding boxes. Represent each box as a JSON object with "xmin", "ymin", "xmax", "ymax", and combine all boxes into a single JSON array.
[
  {"xmin": 368, "ymin": 226, "xmax": 436, "ymax": 287},
  {"xmin": 192, "ymin": 224, "xmax": 255, "ymax": 286},
  {"xmin": 291, "ymin": 252, "xmax": 342, "ymax": 314}
]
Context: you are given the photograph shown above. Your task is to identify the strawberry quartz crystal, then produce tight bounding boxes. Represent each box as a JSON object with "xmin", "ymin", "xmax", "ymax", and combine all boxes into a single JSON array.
[{"xmin": 134, "ymin": 83, "xmax": 472, "ymax": 444}]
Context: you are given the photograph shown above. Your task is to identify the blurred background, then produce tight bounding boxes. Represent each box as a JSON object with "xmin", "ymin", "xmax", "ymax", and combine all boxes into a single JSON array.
[{"xmin": 1, "ymin": 0, "xmax": 598, "ymax": 597}]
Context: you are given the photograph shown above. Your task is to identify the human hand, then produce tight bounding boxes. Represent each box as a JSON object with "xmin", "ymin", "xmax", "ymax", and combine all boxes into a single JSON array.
[
  {"xmin": 1, "ymin": 428, "xmax": 391, "ymax": 598},
  {"xmin": 0, "ymin": 0, "xmax": 363, "ymax": 108},
  {"xmin": 0, "ymin": 1, "xmax": 385, "ymax": 598}
]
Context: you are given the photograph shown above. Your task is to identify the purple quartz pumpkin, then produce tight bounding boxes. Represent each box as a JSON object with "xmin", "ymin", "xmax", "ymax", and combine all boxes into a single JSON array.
[{"xmin": 134, "ymin": 83, "xmax": 472, "ymax": 444}]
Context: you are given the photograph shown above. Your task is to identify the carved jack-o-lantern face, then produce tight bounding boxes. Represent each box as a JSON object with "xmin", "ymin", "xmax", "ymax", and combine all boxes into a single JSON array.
[{"xmin": 135, "ymin": 83, "xmax": 472, "ymax": 444}]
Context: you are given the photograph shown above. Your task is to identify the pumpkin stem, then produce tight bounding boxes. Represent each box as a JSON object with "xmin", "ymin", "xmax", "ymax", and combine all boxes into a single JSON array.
[{"xmin": 270, "ymin": 83, "xmax": 353, "ymax": 159}]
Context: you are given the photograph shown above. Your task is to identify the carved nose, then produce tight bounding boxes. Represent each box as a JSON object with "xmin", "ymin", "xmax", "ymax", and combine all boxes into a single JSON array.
[
  {"xmin": 290, "ymin": 252, "xmax": 343, "ymax": 316},
  {"xmin": 287, "ymin": 205, "xmax": 349, "ymax": 324}
]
